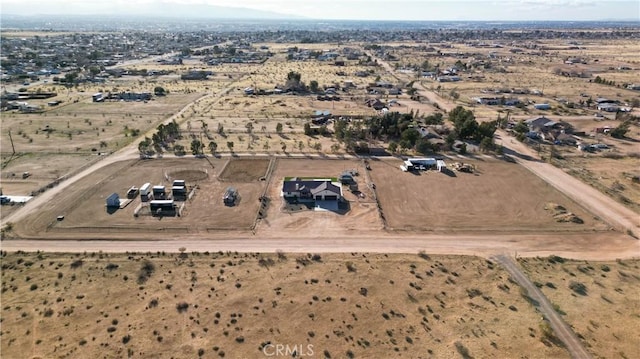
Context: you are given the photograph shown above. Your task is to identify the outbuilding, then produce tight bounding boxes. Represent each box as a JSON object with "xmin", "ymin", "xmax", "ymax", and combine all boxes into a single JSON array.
[{"xmin": 106, "ymin": 193, "xmax": 120, "ymax": 207}]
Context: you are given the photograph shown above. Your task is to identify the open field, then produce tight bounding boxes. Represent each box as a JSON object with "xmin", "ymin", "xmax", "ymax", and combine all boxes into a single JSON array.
[
  {"xmin": 0, "ymin": 93, "xmax": 202, "ymax": 153},
  {"xmin": 1, "ymin": 252, "xmax": 576, "ymax": 359},
  {"xmin": 518, "ymin": 257, "xmax": 640, "ymax": 359},
  {"xmin": 9, "ymin": 158, "xmax": 268, "ymax": 239},
  {"xmin": 369, "ymin": 157, "xmax": 608, "ymax": 232},
  {"xmin": 558, "ymin": 156, "xmax": 640, "ymax": 214}
]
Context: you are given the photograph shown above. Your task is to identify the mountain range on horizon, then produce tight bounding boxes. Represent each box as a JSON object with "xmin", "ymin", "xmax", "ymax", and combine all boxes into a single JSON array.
[{"xmin": 0, "ymin": 1, "xmax": 307, "ymax": 20}]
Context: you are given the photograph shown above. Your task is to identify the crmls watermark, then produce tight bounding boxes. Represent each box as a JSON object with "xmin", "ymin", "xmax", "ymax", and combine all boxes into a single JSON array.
[{"xmin": 262, "ymin": 343, "xmax": 314, "ymax": 357}]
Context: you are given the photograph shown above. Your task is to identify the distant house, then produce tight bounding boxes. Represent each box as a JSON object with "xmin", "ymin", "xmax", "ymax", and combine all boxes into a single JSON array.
[
  {"xmin": 597, "ymin": 103, "xmax": 619, "ymax": 112},
  {"xmin": 365, "ymin": 99, "xmax": 386, "ymax": 111},
  {"xmin": 534, "ymin": 103, "xmax": 551, "ymax": 110},
  {"xmin": 282, "ymin": 178, "xmax": 343, "ymax": 211},
  {"xmin": 92, "ymin": 92, "xmax": 104, "ymax": 102},
  {"xmin": 525, "ymin": 116, "xmax": 557, "ymax": 130}
]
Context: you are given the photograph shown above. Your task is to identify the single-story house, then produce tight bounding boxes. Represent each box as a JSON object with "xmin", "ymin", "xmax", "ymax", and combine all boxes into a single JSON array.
[
  {"xmin": 597, "ymin": 103, "xmax": 619, "ymax": 112},
  {"xmin": 282, "ymin": 179, "xmax": 342, "ymax": 202},
  {"xmin": 525, "ymin": 116, "xmax": 558, "ymax": 130}
]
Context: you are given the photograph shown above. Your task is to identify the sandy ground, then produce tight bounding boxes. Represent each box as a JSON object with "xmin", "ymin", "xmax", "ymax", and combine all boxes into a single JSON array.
[
  {"xmin": 1, "ymin": 252, "xmax": 574, "ymax": 359},
  {"xmin": 518, "ymin": 257, "xmax": 640, "ymax": 359}
]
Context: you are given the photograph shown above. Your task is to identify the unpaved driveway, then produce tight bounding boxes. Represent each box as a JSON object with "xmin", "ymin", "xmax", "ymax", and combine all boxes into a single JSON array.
[{"xmin": 493, "ymin": 254, "xmax": 592, "ymax": 359}]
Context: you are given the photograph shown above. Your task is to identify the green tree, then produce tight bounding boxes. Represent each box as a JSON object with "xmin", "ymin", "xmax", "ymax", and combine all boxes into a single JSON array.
[
  {"xmin": 304, "ymin": 123, "xmax": 313, "ymax": 136},
  {"xmin": 610, "ymin": 121, "xmax": 630, "ymax": 139},
  {"xmin": 208, "ymin": 141, "xmax": 217, "ymax": 155},
  {"xmin": 416, "ymin": 139, "xmax": 432, "ymax": 154},
  {"xmin": 459, "ymin": 143, "xmax": 467, "ymax": 155},
  {"xmin": 424, "ymin": 113, "xmax": 444, "ymax": 125},
  {"xmin": 479, "ymin": 137, "xmax": 495, "ymax": 152},
  {"xmin": 174, "ymin": 144, "xmax": 186, "ymax": 156},
  {"xmin": 227, "ymin": 141, "xmax": 234, "ymax": 152},
  {"xmin": 276, "ymin": 122, "xmax": 283, "ymax": 134},
  {"xmin": 190, "ymin": 139, "xmax": 203, "ymax": 155},
  {"xmin": 514, "ymin": 121, "xmax": 529, "ymax": 134},
  {"xmin": 388, "ymin": 141, "xmax": 398, "ymax": 153},
  {"xmin": 309, "ymin": 80, "xmax": 319, "ymax": 93},
  {"xmin": 245, "ymin": 122, "xmax": 253, "ymax": 134},
  {"xmin": 400, "ymin": 128, "xmax": 420, "ymax": 148},
  {"xmin": 154, "ymin": 86, "xmax": 166, "ymax": 96}
]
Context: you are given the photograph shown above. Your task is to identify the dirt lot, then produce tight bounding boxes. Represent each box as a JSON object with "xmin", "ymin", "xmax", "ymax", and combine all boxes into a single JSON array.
[
  {"xmin": 10, "ymin": 158, "xmax": 267, "ymax": 239},
  {"xmin": 0, "ymin": 93, "xmax": 202, "ymax": 153},
  {"xmin": 259, "ymin": 158, "xmax": 383, "ymax": 237},
  {"xmin": 518, "ymin": 257, "xmax": 640, "ymax": 359},
  {"xmin": 558, "ymin": 156, "xmax": 640, "ymax": 214},
  {"xmin": 1, "ymin": 252, "xmax": 572, "ymax": 359},
  {"xmin": 369, "ymin": 157, "xmax": 608, "ymax": 232}
]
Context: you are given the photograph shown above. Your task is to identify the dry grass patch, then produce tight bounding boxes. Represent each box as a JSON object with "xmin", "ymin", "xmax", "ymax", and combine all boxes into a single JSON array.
[{"xmin": 518, "ymin": 257, "xmax": 640, "ymax": 359}]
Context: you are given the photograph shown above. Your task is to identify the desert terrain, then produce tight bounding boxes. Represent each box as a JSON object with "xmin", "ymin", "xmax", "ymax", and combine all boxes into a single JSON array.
[{"xmin": 0, "ymin": 251, "xmax": 583, "ymax": 359}]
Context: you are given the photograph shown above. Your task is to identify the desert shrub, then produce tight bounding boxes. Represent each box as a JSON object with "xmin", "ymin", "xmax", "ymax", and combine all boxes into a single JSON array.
[
  {"xmin": 70, "ymin": 259, "xmax": 84, "ymax": 269},
  {"xmin": 30, "ymin": 284, "xmax": 38, "ymax": 291},
  {"xmin": 258, "ymin": 257, "xmax": 275, "ymax": 268},
  {"xmin": 122, "ymin": 335, "xmax": 131, "ymax": 344},
  {"xmin": 454, "ymin": 341, "xmax": 473, "ymax": 359},
  {"xmin": 149, "ymin": 298, "xmax": 159, "ymax": 308},
  {"xmin": 466, "ymin": 288, "xmax": 482, "ymax": 298},
  {"xmin": 137, "ymin": 260, "xmax": 155, "ymax": 284},
  {"xmin": 569, "ymin": 281, "xmax": 588, "ymax": 296},
  {"xmin": 418, "ymin": 251, "xmax": 430, "ymax": 260},
  {"xmin": 346, "ymin": 262, "xmax": 357, "ymax": 272},
  {"xmin": 105, "ymin": 263, "xmax": 119, "ymax": 271},
  {"xmin": 176, "ymin": 302, "xmax": 189, "ymax": 313},
  {"xmin": 43, "ymin": 308, "xmax": 54, "ymax": 317}
]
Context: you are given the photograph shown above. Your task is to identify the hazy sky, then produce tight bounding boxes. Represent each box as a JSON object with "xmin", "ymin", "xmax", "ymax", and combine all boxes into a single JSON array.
[{"xmin": 2, "ymin": 0, "xmax": 639, "ymax": 21}]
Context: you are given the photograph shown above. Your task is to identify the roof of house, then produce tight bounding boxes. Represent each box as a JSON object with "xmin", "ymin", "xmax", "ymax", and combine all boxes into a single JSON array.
[
  {"xmin": 282, "ymin": 180, "xmax": 341, "ymax": 196},
  {"xmin": 525, "ymin": 116, "xmax": 554, "ymax": 128}
]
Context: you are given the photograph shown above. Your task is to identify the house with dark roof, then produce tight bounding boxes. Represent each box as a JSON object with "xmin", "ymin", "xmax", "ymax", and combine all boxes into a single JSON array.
[{"xmin": 282, "ymin": 178, "xmax": 343, "ymax": 211}]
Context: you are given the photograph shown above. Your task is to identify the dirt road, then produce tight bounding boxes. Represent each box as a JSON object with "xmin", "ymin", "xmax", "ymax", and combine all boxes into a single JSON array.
[
  {"xmin": 492, "ymin": 255, "xmax": 592, "ymax": 359},
  {"xmin": 498, "ymin": 130, "xmax": 640, "ymax": 235},
  {"xmin": 2, "ymin": 232, "xmax": 638, "ymax": 261}
]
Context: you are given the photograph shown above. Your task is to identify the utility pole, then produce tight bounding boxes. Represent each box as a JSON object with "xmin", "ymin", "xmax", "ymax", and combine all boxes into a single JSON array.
[{"xmin": 8, "ymin": 130, "xmax": 16, "ymax": 154}]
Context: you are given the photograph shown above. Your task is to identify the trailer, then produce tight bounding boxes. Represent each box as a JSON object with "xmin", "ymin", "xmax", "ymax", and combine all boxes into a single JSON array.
[
  {"xmin": 152, "ymin": 185, "xmax": 166, "ymax": 200},
  {"xmin": 149, "ymin": 199, "xmax": 176, "ymax": 216},
  {"xmin": 140, "ymin": 182, "xmax": 152, "ymax": 202}
]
